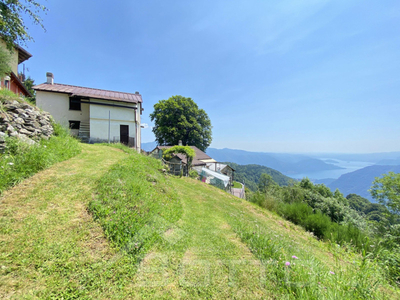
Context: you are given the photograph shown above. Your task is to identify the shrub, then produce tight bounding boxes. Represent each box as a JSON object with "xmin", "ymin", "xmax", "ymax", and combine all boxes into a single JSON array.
[
  {"xmin": 303, "ymin": 211, "xmax": 331, "ymax": 239},
  {"xmin": 189, "ymin": 169, "xmax": 198, "ymax": 179},
  {"xmin": 278, "ymin": 202, "xmax": 313, "ymax": 225}
]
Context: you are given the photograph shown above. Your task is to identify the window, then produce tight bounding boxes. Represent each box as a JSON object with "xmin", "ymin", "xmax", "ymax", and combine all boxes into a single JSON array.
[
  {"xmin": 69, "ymin": 120, "xmax": 80, "ymax": 130},
  {"xmin": 4, "ymin": 79, "xmax": 10, "ymax": 89},
  {"xmin": 69, "ymin": 97, "xmax": 81, "ymax": 110}
]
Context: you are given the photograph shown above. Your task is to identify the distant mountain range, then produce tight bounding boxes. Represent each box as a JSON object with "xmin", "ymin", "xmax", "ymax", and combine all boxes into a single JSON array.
[
  {"xmin": 308, "ymin": 152, "xmax": 400, "ymax": 163},
  {"xmin": 327, "ymin": 165, "xmax": 400, "ymax": 202},
  {"xmin": 205, "ymin": 148, "xmax": 342, "ymax": 175},
  {"xmin": 142, "ymin": 141, "xmax": 157, "ymax": 152},
  {"xmin": 141, "ymin": 142, "xmax": 400, "ymax": 201}
]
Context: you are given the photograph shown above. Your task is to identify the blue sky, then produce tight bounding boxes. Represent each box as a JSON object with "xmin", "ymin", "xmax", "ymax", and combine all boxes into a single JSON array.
[{"xmin": 22, "ymin": 0, "xmax": 400, "ymax": 153}]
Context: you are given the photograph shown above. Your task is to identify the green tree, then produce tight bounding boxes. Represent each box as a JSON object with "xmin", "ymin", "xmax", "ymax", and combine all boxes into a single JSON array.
[
  {"xmin": 370, "ymin": 172, "xmax": 400, "ymax": 215},
  {"xmin": 22, "ymin": 75, "xmax": 35, "ymax": 102},
  {"xmin": 0, "ymin": 46, "xmax": 11, "ymax": 78},
  {"xmin": 0, "ymin": 0, "xmax": 47, "ymax": 49},
  {"xmin": 258, "ymin": 173, "xmax": 276, "ymax": 193},
  {"xmin": 150, "ymin": 95, "xmax": 212, "ymax": 151}
]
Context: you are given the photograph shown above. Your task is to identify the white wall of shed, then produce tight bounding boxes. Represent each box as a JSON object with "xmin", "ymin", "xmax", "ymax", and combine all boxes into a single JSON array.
[{"xmin": 89, "ymin": 99, "xmax": 141, "ymax": 151}]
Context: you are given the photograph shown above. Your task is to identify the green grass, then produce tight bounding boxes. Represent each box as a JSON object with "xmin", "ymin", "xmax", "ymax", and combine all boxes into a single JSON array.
[
  {"xmin": 233, "ymin": 181, "xmax": 243, "ymax": 188},
  {"xmin": 89, "ymin": 150, "xmax": 182, "ymax": 263},
  {"xmin": 0, "ymin": 145, "xmax": 399, "ymax": 299},
  {"xmin": 0, "ymin": 123, "xmax": 81, "ymax": 195}
]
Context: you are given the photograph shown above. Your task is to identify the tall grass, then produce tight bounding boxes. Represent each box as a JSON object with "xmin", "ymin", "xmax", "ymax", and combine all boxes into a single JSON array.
[
  {"xmin": 0, "ymin": 123, "xmax": 81, "ymax": 194},
  {"xmin": 228, "ymin": 218, "xmax": 386, "ymax": 299}
]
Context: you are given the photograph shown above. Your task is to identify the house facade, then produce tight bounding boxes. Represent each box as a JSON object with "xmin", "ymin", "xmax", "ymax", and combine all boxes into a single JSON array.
[
  {"xmin": 34, "ymin": 73, "xmax": 142, "ymax": 151},
  {"xmin": 0, "ymin": 40, "xmax": 32, "ymax": 97}
]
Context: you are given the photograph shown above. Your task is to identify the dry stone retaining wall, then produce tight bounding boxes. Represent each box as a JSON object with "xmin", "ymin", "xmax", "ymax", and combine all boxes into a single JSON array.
[{"xmin": 0, "ymin": 99, "xmax": 54, "ymax": 152}]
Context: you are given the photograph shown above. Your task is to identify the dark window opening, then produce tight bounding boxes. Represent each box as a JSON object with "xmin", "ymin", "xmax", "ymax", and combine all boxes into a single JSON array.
[
  {"xmin": 69, "ymin": 120, "xmax": 81, "ymax": 130},
  {"xmin": 69, "ymin": 97, "xmax": 81, "ymax": 110}
]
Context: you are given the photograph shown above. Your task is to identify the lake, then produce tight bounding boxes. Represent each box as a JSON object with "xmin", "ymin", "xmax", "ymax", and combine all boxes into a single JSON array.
[{"xmin": 288, "ymin": 159, "xmax": 375, "ymax": 180}]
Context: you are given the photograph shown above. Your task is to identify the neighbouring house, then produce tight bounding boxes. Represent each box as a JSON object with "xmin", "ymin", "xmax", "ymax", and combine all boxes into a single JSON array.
[
  {"xmin": 150, "ymin": 145, "xmax": 235, "ymax": 189},
  {"xmin": 207, "ymin": 163, "xmax": 235, "ymax": 182},
  {"xmin": 0, "ymin": 40, "xmax": 32, "ymax": 97},
  {"xmin": 33, "ymin": 73, "xmax": 142, "ymax": 151}
]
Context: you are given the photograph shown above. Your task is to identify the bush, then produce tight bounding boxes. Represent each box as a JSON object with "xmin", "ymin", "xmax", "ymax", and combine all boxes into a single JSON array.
[
  {"xmin": 303, "ymin": 211, "xmax": 331, "ymax": 239},
  {"xmin": 278, "ymin": 202, "xmax": 313, "ymax": 225},
  {"xmin": 250, "ymin": 191, "xmax": 279, "ymax": 212},
  {"xmin": 189, "ymin": 169, "xmax": 198, "ymax": 179}
]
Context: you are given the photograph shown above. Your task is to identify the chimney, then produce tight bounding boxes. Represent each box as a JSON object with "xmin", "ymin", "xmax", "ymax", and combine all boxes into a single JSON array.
[
  {"xmin": 135, "ymin": 91, "xmax": 140, "ymax": 95},
  {"xmin": 46, "ymin": 72, "xmax": 54, "ymax": 84},
  {"xmin": 178, "ymin": 140, "xmax": 182, "ymax": 146}
]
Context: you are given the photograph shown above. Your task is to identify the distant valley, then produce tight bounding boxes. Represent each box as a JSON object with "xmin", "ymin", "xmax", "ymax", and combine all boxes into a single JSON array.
[
  {"xmin": 142, "ymin": 142, "xmax": 400, "ymax": 201},
  {"xmin": 205, "ymin": 148, "xmax": 343, "ymax": 175}
]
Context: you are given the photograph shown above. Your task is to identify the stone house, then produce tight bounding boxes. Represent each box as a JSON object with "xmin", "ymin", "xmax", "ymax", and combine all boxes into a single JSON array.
[{"xmin": 33, "ymin": 73, "xmax": 143, "ymax": 151}]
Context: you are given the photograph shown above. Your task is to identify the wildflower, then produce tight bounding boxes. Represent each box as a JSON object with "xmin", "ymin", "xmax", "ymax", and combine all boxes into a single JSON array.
[
  {"xmin": 285, "ymin": 262, "xmax": 290, "ymax": 266},
  {"xmin": 329, "ymin": 271, "xmax": 335, "ymax": 275},
  {"xmin": 113, "ymin": 211, "xmax": 116, "ymax": 214},
  {"xmin": 292, "ymin": 255, "xmax": 298, "ymax": 259},
  {"xmin": 7, "ymin": 162, "xmax": 14, "ymax": 165}
]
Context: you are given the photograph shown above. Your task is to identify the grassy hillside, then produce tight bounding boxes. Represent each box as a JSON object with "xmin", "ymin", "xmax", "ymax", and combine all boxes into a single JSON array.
[{"xmin": 0, "ymin": 144, "xmax": 398, "ymax": 299}]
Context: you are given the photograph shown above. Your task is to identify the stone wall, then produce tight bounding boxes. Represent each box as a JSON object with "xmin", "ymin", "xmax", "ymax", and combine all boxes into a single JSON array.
[{"xmin": 0, "ymin": 99, "xmax": 54, "ymax": 152}]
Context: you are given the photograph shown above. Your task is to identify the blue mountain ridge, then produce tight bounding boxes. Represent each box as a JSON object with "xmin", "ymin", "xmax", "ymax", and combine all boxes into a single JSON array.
[
  {"xmin": 328, "ymin": 165, "xmax": 400, "ymax": 202},
  {"xmin": 205, "ymin": 148, "xmax": 343, "ymax": 175}
]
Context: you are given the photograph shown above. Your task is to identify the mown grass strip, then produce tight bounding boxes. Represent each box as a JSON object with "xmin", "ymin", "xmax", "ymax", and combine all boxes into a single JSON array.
[
  {"xmin": 0, "ymin": 144, "xmax": 136, "ymax": 299},
  {"xmin": 89, "ymin": 151, "xmax": 182, "ymax": 263}
]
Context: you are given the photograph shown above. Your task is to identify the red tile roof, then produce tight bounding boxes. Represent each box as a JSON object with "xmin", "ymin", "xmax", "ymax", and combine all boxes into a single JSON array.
[{"xmin": 33, "ymin": 83, "xmax": 142, "ymax": 104}]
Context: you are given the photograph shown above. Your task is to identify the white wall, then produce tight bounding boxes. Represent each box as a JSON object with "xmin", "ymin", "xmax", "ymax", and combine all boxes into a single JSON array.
[
  {"xmin": 89, "ymin": 99, "xmax": 141, "ymax": 151},
  {"xmin": 36, "ymin": 91, "xmax": 90, "ymax": 135},
  {"xmin": 35, "ymin": 91, "xmax": 142, "ymax": 151}
]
